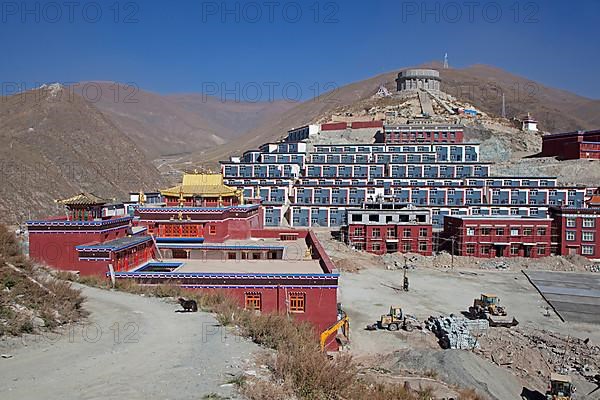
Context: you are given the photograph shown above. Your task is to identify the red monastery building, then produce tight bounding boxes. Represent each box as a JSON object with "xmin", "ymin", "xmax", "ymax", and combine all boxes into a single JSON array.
[
  {"xmin": 26, "ymin": 175, "xmax": 342, "ymax": 349},
  {"xmin": 343, "ymin": 203, "xmax": 433, "ymax": 255},
  {"xmin": 549, "ymin": 206, "xmax": 600, "ymax": 260},
  {"xmin": 27, "ymin": 193, "xmax": 155, "ymax": 275},
  {"xmin": 443, "ymin": 215, "xmax": 552, "ymax": 258},
  {"xmin": 541, "ymin": 130, "xmax": 600, "ymax": 160}
]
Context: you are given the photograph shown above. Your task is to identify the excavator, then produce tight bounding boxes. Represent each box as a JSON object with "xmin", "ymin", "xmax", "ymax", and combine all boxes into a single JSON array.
[
  {"xmin": 468, "ymin": 294, "xmax": 518, "ymax": 327},
  {"xmin": 320, "ymin": 313, "xmax": 349, "ymax": 351},
  {"xmin": 546, "ymin": 373, "xmax": 573, "ymax": 400}
]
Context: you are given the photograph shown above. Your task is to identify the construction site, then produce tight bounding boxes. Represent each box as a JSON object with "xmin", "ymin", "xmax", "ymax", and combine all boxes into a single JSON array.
[{"xmin": 313, "ymin": 228, "xmax": 600, "ymax": 400}]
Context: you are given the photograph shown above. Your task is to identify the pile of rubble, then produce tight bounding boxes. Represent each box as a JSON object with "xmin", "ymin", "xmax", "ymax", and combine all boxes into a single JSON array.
[
  {"xmin": 426, "ymin": 315, "xmax": 489, "ymax": 350},
  {"xmin": 477, "ymin": 328, "xmax": 600, "ymax": 384}
]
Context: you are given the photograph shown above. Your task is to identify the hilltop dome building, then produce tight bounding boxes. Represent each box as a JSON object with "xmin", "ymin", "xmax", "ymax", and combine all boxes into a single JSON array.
[{"xmin": 396, "ymin": 69, "xmax": 441, "ymax": 92}]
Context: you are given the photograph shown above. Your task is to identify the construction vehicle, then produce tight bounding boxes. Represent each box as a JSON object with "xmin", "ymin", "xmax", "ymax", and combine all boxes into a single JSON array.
[
  {"xmin": 367, "ymin": 306, "xmax": 419, "ymax": 332},
  {"xmin": 468, "ymin": 294, "xmax": 518, "ymax": 327},
  {"xmin": 546, "ymin": 373, "xmax": 573, "ymax": 400},
  {"xmin": 320, "ymin": 314, "xmax": 349, "ymax": 351}
]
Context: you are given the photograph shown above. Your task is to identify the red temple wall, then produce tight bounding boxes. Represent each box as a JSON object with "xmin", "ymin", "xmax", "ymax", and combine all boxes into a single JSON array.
[{"xmin": 189, "ymin": 286, "xmax": 339, "ymax": 350}]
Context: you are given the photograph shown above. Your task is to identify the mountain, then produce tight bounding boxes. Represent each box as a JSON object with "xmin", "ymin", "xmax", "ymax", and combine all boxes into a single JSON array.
[
  {"xmin": 0, "ymin": 84, "xmax": 165, "ymax": 224},
  {"xmin": 76, "ymin": 82, "xmax": 296, "ymax": 158},
  {"xmin": 193, "ymin": 63, "xmax": 600, "ymax": 165}
]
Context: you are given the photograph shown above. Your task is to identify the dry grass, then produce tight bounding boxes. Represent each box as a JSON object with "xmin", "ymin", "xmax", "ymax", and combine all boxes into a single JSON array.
[{"xmin": 0, "ymin": 224, "xmax": 86, "ymax": 336}]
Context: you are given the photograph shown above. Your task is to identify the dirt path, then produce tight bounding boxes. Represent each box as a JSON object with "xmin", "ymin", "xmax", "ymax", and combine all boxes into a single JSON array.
[{"xmin": 0, "ymin": 285, "xmax": 257, "ymax": 400}]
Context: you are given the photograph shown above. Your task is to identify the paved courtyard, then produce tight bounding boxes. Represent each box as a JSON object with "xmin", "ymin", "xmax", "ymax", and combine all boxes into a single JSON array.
[{"xmin": 524, "ymin": 271, "xmax": 600, "ymax": 324}]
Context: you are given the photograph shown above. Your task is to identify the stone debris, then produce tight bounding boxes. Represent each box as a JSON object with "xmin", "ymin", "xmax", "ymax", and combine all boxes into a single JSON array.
[
  {"xmin": 477, "ymin": 327, "xmax": 600, "ymax": 386},
  {"xmin": 427, "ymin": 315, "xmax": 489, "ymax": 350}
]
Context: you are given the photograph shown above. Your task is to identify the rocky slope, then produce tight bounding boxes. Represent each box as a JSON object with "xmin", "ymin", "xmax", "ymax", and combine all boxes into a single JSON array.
[
  {"xmin": 191, "ymin": 63, "xmax": 600, "ymax": 166},
  {"xmin": 0, "ymin": 84, "xmax": 165, "ymax": 224},
  {"xmin": 75, "ymin": 82, "xmax": 296, "ymax": 158}
]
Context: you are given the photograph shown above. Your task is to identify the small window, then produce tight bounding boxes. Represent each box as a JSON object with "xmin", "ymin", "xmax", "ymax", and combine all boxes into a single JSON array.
[
  {"xmin": 583, "ymin": 232, "xmax": 595, "ymax": 242},
  {"xmin": 537, "ymin": 246, "xmax": 546, "ymax": 256},
  {"xmin": 227, "ymin": 252, "xmax": 237, "ymax": 260},
  {"xmin": 209, "ymin": 225, "xmax": 217, "ymax": 235},
  {"xmin": 289, "ymin": 293, "xmax": 306, "ymax": 313},
  {"xmin": 245, "ymin": 293, "xmax": 261, "ymax": 311},
  {"xmin": 466, "ymin": 244, "xmax": 475, "ymax": 254},
  {"xmin": 510, "ymin": 245, "xmax": 520, "ymax": 255},
  {"xmin": 581, "ymin": 245, "xmax": 594, "ymax": 256}
]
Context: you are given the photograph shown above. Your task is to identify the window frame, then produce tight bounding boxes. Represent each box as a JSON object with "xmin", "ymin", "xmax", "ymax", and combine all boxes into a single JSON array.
[
  {"xmin": 245, "ymin": 293, "xmax": 262, "ymax": 311},
  {"xmin": 289, "ymin": 293, "xmax": 306, "ymax": 313}
]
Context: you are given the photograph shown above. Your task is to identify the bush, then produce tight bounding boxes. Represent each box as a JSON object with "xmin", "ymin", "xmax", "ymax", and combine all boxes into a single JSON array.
[
  {"xmin": 0, "ymin": 224, "xmax": 87, "ymax": 337},
  {"xmin": 0, "ymin": 224, "xmax": 20, "ymax": 259}
]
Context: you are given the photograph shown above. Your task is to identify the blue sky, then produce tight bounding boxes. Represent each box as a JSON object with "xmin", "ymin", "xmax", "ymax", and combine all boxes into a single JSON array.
[{"xmin": 1, "ymin": 0, "xmax": 599, "ymax": 100}]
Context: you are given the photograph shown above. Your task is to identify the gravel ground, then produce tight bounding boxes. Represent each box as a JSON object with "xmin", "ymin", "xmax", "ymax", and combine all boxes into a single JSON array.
[
  {"xmin": 0, "ymin": 285, "xmax": 258, "ymax": 400},
  {"xmin": 339, "ymin": 267, "xmax": 600, "ymax": 399}
]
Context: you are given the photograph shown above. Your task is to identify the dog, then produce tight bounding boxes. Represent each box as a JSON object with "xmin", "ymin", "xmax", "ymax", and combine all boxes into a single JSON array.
[{"xmin": 178, "ymin": 297, "xmax": 198, "ymax": 312}]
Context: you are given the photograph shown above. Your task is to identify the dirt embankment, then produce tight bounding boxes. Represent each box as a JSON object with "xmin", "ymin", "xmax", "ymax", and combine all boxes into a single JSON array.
[{"xmin": 0, "ymin": 225, "xmax": 85, "ymax": 336}]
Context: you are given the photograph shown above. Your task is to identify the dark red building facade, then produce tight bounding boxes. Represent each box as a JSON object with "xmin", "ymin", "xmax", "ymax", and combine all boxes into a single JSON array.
[
  {"xmin": 343, "ymin": 205, "xmax": 433, "ymax": 255},
  {"xmin": 135, "ymin": 204, "xmax": 263, "ymax": 245},
  {"xmin": 113, "ymin": 229, "xmax": 340, "ymax": 349},
  {"xmin": 443, "ymin": 215, "xmax": 552, "ymax": 258},
  {"xmin": 383, "ymin": 124, "xmax": 464, "ymax": 144},
  {"xmin": 27, "ymin": 216, "xmax": 155, "ymax": 275},
  {"xmin": 549, "ymin": 207, "xmax": 600, "ymax": 259},
  {"xmin": 541, "ymin": 130, "xmax": 600, "ymax": 160}
]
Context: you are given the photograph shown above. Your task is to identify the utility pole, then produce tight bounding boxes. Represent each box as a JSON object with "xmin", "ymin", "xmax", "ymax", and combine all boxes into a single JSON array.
[{"xmin": 451, "ymin": 235, "xmax": 455, "ymax": 269}]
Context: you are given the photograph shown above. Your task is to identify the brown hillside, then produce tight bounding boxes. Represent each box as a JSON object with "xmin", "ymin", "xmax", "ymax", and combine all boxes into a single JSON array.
[
  {"xmin": 76, "ymin": 82, "xmax": 296, "ymax": 158},
  {"xmin": 0, "ymin": 85, "xmax": 165, "ymax": 224},
  {"xmin": 194, "ymin": 64, "xmax": 600, "ymax": 166}
]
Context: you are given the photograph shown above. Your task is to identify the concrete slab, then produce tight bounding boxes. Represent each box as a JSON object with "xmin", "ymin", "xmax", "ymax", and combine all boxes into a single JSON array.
[
  {"xmin": 524, "ymin": 271, "xmax": 600, "ymax": 324},
  {"xmin": 172, "ymin": 258, "xmax": 323, "ymax": 274}
]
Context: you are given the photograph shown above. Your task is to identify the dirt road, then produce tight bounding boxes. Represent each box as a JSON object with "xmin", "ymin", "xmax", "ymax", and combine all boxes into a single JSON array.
[{"xmin": 0, "ymin": 285, "xmax": 257, "ymax": 400}]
